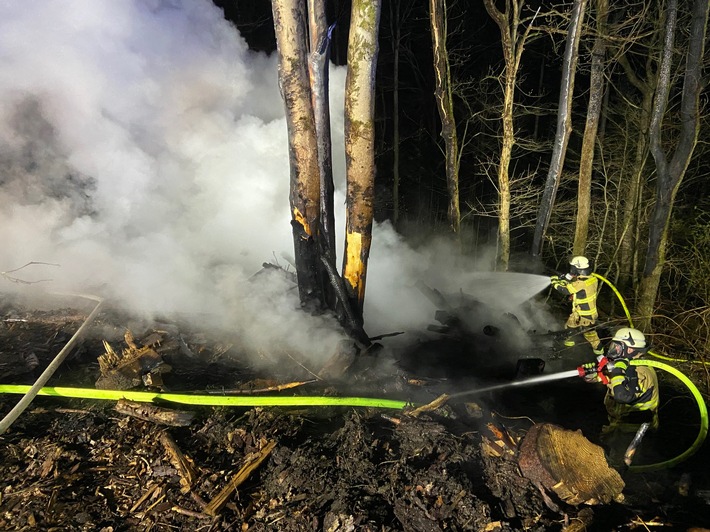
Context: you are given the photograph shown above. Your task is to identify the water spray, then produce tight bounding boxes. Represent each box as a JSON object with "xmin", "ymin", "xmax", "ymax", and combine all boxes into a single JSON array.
[{"xmin": 447, "ymin": 369, "xmax": 580, "ymax": 399}]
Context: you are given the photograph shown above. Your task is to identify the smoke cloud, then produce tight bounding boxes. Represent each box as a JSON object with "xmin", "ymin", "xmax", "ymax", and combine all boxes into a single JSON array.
[{"xmin": 0, "ymin": 0, "xmax": 556, "ymax": 371}]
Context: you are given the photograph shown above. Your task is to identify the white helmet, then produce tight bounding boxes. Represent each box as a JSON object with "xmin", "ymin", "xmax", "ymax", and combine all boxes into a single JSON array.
[
  {"xmin": 570, "ymin": 256, "xmax": 590, "ymax": 270},
  {"xmin": 569, "ymin": 256, "xmax": 591, "ymax": 276},
  {"xmin": 612, "ymin": 327, "xmax": 646, "ymax": 349}
]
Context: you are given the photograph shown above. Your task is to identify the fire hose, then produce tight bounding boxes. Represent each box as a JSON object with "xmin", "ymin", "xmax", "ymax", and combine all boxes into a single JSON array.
[
  {"xmin": 0, "ymin": 385, "xmax": 409, "ymax": 410},
  {"xmin": 578, "ymin": 357, "xmax": 708, "ymax": 473},
  {"xmin": 593, "ymin": 272, "xmax": 710, "ymax": 366}
]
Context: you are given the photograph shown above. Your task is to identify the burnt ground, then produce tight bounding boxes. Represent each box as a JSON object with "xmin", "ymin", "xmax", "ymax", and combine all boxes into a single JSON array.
[{"xmin": 1, "ymin": 293, "xmax": 710, "ymax": 531}]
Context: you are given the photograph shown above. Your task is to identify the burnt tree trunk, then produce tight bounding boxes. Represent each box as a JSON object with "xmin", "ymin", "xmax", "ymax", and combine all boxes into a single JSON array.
[
  {"xmin": 307, "ymin": 0, "xmax": 336, "ymax": 268},
  {"xmin": 272, "ymin": 0, "xmax": 323, "ymax": 309},
  {"xmin": 342, "ymin": 0, "xmax": 382, "ymax": 319}
]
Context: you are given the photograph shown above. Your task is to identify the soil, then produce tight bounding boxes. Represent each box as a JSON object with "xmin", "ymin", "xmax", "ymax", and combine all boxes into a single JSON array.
[{"xmin": 1, "ymin": 293, "xmax": 710, "ymax": 531}]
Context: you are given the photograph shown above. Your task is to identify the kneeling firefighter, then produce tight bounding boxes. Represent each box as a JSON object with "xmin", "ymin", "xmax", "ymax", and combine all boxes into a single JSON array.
[
  {"xmin": 578, "ymin": 327, "xmax": 659, "ymax": 432},
  {"xmin": 550, "ymin": 256, "xmax": 602, "ymax": 355}
]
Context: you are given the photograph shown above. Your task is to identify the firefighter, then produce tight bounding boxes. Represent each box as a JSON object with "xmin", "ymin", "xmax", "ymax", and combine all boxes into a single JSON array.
[
  {"xmin": 579, "ymin": 327, "xmax": 659, "ymax": 433},
  {"xmin": 550, "ymin": 256, "xmax": 602, "ymax": 355}
]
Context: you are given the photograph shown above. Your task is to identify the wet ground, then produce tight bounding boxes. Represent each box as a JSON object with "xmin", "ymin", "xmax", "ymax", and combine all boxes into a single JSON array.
[{"xmin": 1, "ymin": 294, "xmax": 710, "ymax": 531}]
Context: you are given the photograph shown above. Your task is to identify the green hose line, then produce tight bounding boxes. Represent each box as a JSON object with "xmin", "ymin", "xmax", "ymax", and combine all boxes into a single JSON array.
[
  {"xmin": 592, "ymin": 272, "xmax": 634, "ymax": 327},
  {"xmin": 0, "ymin": 384, "xmax": 409, "ymax": 410},
  {"xmin": 628, "ymin": 359, "xmax": 708, "ymax": 473},
  {"xmin": 593, "ymin": 273, "xmax": 710, "ymax": 365}
]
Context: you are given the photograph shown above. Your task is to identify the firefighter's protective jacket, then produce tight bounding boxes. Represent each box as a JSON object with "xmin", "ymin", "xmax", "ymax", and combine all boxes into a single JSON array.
[
  {"xmin": 551, "ymin": 275, "xmax": 599, "ymax": 321},
  {"xmin": 606, "ymin": 358, "xmax": 659, "ymax": 412}
]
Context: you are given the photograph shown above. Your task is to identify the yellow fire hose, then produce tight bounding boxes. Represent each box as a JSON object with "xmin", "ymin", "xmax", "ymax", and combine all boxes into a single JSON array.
[
  {"xmin": 593, "ymin": 272, "xmax": 710, "ymax": 365},
  {"xmin": 0, "ymin": 385, "xmax": 409, "ymax": 410},
  {"xmin": 587, "ymin": 274, "xmax": 708, "ymax": 470},
  {"xmin": 628, "ymin": 359, "xmax": 708, "ymax": 473}
]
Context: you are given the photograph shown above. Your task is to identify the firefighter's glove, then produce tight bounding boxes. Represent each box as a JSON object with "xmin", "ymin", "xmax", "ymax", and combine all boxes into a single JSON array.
[{"xmin": 578, "ymin": 362, "xmax": 600, "ymax": 382}]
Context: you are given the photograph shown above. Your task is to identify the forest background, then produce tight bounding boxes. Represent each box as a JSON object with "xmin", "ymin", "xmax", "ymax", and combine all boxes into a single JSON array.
[{"xmin": 217, "ymin": 0, "xmax": 710, "ymax": 365}]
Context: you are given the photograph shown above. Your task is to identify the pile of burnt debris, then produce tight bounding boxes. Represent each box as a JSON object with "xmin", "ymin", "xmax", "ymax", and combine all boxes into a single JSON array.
[{"xmin": 1, "ymin": 297, "xmax": 709, "ymax": 531}]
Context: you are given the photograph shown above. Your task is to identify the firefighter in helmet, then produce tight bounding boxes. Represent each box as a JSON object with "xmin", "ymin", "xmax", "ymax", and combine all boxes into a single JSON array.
[
  {"xmin": 550, "ymin": 256, "xmax": 602, "ymax": 355},
  {"xmin": 579, "ymin": 327, "xmax": 659, "ymax": 432}
]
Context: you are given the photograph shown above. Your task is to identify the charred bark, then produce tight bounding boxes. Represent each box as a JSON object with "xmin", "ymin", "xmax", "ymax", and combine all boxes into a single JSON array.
[
  {"xmin": 272, "ymin": 0, "xmax": 323, "ymax": 309},
  {"xmin": 342, "ymin": 0, "xmax": 382, "ymax": 318},
  {"xmin": 307, "ymin": 1, "xmax": 337, "ymax": 277}
]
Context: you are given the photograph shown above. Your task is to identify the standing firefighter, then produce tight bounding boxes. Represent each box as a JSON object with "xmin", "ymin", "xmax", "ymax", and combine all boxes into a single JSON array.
[
  {"xmin": 578, "ymin": 327, "xmax": 659, "ymax": 432},
  {"xmin": 550, "ymin": 256, "xmax": 602, "ymax": 355}
]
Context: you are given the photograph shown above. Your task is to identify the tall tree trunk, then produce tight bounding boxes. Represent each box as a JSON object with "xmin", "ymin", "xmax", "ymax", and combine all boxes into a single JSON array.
[
  {"xmin": 637, "ymin": 0, "xmax": 709, "ymax": 330},
  {"xmin": 429, "ymin": 0, "xmax": 460, "ymax": 242},
  {"xmin": 532, "ymin": 0, "xmax": 587, "ymax": 257},
  {"xmin": 573, "ymin": 0, "xmax": 608, "ymax": 256},
  {"xmin": 272, "ymin": 0, "xmax": 322, "ymax": 308},
  {"xmin": 616, "ymin": 53, "xmax": 655, "ymax": 293},
  {"xmin": 307, "ymin": 0, "xmax": 336, "ymax": 266},
  {"xmin": 342, "ymin": 0, "xmax": 382, "ymax": 318},
  {"xmin": 483, "ymin": 0, "xmax": 535, "ymax": 270},
  {"xmin": 390, "ymin": 0, "xmax": 402, "ymax": 228},
  {"xmin": 307, "ymin": 0, "xmax": 337, "ymax": 312}
]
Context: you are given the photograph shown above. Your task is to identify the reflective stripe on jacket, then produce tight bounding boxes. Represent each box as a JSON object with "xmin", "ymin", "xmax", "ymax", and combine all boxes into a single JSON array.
[
  {"xmin": 552, "ymin": 275, "xmax": 598, "ymax": 320},
  {"xmin": 606, "ymin": 359, "xmax": 659, "ymax": 411}
]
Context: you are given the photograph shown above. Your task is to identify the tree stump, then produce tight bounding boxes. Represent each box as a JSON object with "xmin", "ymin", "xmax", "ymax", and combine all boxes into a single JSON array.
[{"xmin": 518, "ymin": 423, "xmax": 624, "ymax": 506}]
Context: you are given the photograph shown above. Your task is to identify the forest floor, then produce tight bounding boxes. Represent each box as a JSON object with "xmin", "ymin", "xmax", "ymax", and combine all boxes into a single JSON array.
[{"xmin": 1, "ymin": 291, "xmax": 710, "ymax": 531}]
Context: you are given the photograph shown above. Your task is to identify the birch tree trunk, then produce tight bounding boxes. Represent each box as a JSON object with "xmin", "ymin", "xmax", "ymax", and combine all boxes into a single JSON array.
[
  {"xmin": 531, "ymin": 0, "xmax": 587, "ymax": 257},
  {"xmin": 429, "ymin": 0, "xmax": 460, "ymax": 242},
  {"xmin": 308, "ymin": 0, "xmax": 336, "ymax": 265},
  {"xmin": 637, "ymin": 0, "xmax": 709, "ymax": 330},
  {"xmin": 272, "ymin": 0, "xmax": 322, "ymax": 308},
  {"xmin": 342, "ymin": 0, "xmax": 382, "ymax": 317}
]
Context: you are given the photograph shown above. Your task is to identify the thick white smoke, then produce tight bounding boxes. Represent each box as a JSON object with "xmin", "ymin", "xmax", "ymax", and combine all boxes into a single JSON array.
[{"xmin": 0, "ymin": 0, "xmax": 556, "ymax": 370}]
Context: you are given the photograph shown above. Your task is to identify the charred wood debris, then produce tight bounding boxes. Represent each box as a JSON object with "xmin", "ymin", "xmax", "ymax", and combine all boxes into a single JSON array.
[{"xmin": 0, "ymin": 272, "xmax": 706, "ymax": 531}]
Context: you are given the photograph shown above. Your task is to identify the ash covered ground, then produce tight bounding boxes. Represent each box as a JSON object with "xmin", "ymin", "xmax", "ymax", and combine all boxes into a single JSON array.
[{"xmin": 1, "ymin": 292, "xmax": 709, "ymax": 532}]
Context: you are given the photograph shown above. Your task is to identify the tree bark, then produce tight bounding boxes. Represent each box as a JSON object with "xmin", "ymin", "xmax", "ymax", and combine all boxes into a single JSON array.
[
  {"xmin": 573, "ymin": 0, "xmax": 608, "ymax": 256},
  {"xmin": 483, "ymin": 0, "xmax": 535, "ymax": 270},
  {"xmin": 390, "ymin": 0, "xmax": 402, "ymax": 228},
  {"xmin": 637, "ymin": 0, "xmax": 709, "ymax": 330},
  {"xmin": 272, "ymin": 0, "xmax": 323, "ymax": 308},
  {"xmin": 616, "ymin": 53, "xmax": 655, "ymax": 293},
  {"xmin": 429, "ymin": 0, "xmax": 461, "ymax": 241},
  {"xmin": 307, "ymin": 0, "xmax": 336, "ymax": 268},
  {"xmin": 531, "ymin": 0, "xmax": 587, "ymax": 257},
  {"xmin": 342, "ymin": 0, "xmax": 382, "ymax": 317}
]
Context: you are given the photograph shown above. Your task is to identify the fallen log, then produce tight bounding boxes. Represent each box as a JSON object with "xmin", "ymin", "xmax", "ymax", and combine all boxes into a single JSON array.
[{"xmin": 518, "ymin": 423, "xmax": 624, "ymax": 507}]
